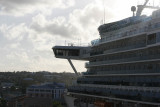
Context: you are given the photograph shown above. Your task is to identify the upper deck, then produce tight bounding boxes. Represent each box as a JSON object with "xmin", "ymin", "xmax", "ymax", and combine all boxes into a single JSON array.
[
  {"xmin": 92, "ymin": 9, "xmax": 160, "ymax": 46},
  {"xmin": 98, "ymin": 15, "xmax": 148, "ymax": 36}
]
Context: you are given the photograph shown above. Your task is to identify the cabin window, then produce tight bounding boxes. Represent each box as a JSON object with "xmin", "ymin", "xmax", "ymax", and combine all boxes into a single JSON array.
[
  {"xmin": 147, "ymin": 33, "xmax": 156, "ymax": 45},
  {"xmin": 147, "ymin": 64, "xmax": 153, "ymax": 70},
  {"xmin": 54, "ymin": 49, "xmax": 79, "ymax": 56},
  {"xmin": 156, "ymin": 32, "xmax": 160, "ymax": 43}
]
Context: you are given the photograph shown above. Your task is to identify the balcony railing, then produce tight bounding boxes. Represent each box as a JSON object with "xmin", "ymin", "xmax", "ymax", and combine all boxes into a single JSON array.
[
  {"xmin": 96, "ymin": 70, "xmax": 159, "ymax": 75},
  {"xmin": 103, "ymin": 43, "xmax": 146, "ymax": 54},
  {"xmin": 77, "ymin": 84, "xmax": 160, "ymax": 92},
  {"xmin": 92, "ymin": 21, "xmax": 160, "ymax": 46},
  {"xmin": 68, "ymin": 84, "xmax": 160, "ymax": 103},
  {"xmin": 77, "ymin": 76, "xmax": 160, "ymax": 84},
  {"xmin": 90, "ymin": 42, "xmax": 146, "ymax": 57},
  {"xmin": 86, "ymin": 54, "xmax": 160, "ymax": 67},
  {"xmin": 83, "ymin": 70, "xmax": 159, "ymax": 76},
  {"xmin": 100, "ymin": 29, "xmax": 146, "ymax": 44}
]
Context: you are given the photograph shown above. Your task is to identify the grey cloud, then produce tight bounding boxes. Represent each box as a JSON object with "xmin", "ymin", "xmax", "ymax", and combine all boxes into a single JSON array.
[
  {"xmin": 78, "ymin": 4, "xmax": 114, "ymax": 27},
  {"xmin": 31, "ymin": 23, "xmax": 71, "ymax": 37},
  {"xmin": 0, "ymin": 0, "xmax": 117, "ymax": 72},
  {"xmin": 30, "ymin": 2, "xmax": 115, "ymax": 39},
  {"xmin": 79, "ymin": 6, "xmax": 103, "ymax": 27},
  {"xmin": 30, "ymin": 15, "xmax": 79, "ymax": 38},
  {"xmin": 0, "ymin": 0, "xmax": 75, "ymax": 16},
  {"xmin": 0, "ymin": 23, "xmax": 28, "ymax": 41},
  {"xmin": 46, "ymin": 24, "xmax": 71, "ymax": 37}
]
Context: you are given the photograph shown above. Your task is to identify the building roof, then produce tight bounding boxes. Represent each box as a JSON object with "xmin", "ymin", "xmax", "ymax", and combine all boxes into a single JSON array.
[
  {"xmin": 28, "ymin": 82, "xmax": 65, "ymax": 89},
  {"xmin": 1, "ymin": 82, "xmax": 14, "ymax": 88},
  {"xmin": 23, "ymin": 78, "xmax": 34, "ymax": 81}
]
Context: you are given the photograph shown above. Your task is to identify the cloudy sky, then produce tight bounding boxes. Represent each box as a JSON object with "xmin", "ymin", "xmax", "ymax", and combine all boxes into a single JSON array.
[{"xmin": 0, "ymin": 0, "xmax": 156, "ymax": 72}]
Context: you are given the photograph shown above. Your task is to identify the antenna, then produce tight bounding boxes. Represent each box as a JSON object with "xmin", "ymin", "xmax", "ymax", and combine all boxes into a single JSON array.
[
  {"xmin": 136, "ymin": 0, "xmax": 160, "ymax": 16},
  {"xmin": 65, "ymin": 40, "xmax": 66, "ymax": 46},
  {"xmin": 137, "ymin": 0, "xmax": 139, "ymax": 6},
  {"xmin": 103, "ymin": 0, "xmax": 105, "ymax": 24},
  {"xmin": 100, "ymin": 19, "xmax": 103, "ymax": 25},
  {"xmin": 78, "ymin": 38, "xmax": 80, "ymax": 46}
]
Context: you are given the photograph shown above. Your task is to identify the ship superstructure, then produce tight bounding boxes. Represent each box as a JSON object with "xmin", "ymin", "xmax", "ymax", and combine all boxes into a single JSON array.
[{"xmin": 53, "ymin": 1, "xmax": 160, "ymax": 107}]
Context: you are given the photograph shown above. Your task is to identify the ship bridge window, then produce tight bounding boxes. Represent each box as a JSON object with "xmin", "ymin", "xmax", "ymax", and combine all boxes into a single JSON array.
[{"xmin": 54, "ymin": 49, "xmax": 79, "ymax": 56}]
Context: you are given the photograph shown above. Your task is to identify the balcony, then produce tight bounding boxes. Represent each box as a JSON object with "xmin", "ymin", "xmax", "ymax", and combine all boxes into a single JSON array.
[
  {"xmin": 90, "ymin": 43, "xmax": 146, "ymax": 57},
  {"xmin": 77, "ymin": 84, "xmax": 160, "ymax": 92},
  {"xmin": 86, "ymin": 54, "xmax": 160, "ymax": 68},
  {"xmin": 77, "ymin": 76, "xmax": 160, "ymax": 87},
  {"xmin": 90, "ymin": 51, "xmax": 103, "ymax": 56},
  {"xmin": 83, "ymin": 69, "xmax": 160, "ymax": 76},
  {"xmin": 68, "ymin": 85, "xmax": 160, "ymax": 103},
  {"xmin": 100, "ymin": 30, "xmax": 146, "ymax": 45},
  {"xmin": 96, "ymin": 70, "xmax": 159, "ymax": 75},
  {"xmin": 103, "ymin": 43, "xmax": 146, "ymax": 55}
]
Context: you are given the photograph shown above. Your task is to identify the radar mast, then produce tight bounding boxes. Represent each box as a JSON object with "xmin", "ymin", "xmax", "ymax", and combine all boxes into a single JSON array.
[{"xmin": 136, "ymin": 0, "xmax": 160, "ymax": 16}]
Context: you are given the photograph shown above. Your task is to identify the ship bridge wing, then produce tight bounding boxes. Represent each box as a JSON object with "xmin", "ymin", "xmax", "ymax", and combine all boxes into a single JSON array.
[
  {"xmin": 52, "ymin": 45, "xmax": 91, "ymax": 75},
  {"xmin": 52, "ymin": 46, "xmax": 91, "ymax": 60}
]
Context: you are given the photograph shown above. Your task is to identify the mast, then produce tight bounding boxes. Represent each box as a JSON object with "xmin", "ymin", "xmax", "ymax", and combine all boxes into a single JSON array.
[
  {"xmin": 103, "ymin": 0, "xmax": 105, "ymax": 24},
  {"xmin": 136, "ymin": 0, "xmax": 160, "ymax": 16},
  {"xmin": 136, "ymin": 0, "xmax": 149, "ymax": 16}
]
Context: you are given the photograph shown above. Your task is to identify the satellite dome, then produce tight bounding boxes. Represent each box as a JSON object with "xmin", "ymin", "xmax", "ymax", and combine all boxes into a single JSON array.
[{"xmin": 131, "ymin": 6, "xmax": 136, "ymax": 12}]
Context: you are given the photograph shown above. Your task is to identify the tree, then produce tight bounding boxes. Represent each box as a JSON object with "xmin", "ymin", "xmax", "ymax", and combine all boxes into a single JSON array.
[
  {"xmin": 10, "ymin": 86, "xmax": 16, "ymax": 91},
  {"xmin": 53, "ymin": 101, "xmax": 62, "ymax": 107},
  {"xmin": 0, "ymin": 98, "xmax": 7, "ymax": 107}
]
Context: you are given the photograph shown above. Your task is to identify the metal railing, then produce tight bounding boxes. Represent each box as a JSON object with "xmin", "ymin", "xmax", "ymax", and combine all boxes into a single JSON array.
[
  {"xmin": 76, "ymin": 84, "xmax": 160, "ymax": 92},
  {"xmin": 103, "ymin": 43, "xmax": 146, "ymax": 54},
  {"xmin": 92, "ymin": 21, "xmax": 160, "ymax": 46},
  {"xmin": 86, "ymin": 54, "xmax": 160, "ymax": 67}
]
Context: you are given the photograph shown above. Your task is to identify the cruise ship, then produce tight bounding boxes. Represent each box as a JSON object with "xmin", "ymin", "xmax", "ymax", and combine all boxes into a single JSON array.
[{"xmin": 52, "ymin": 1, "xmax": 160, "ymax": 107}]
